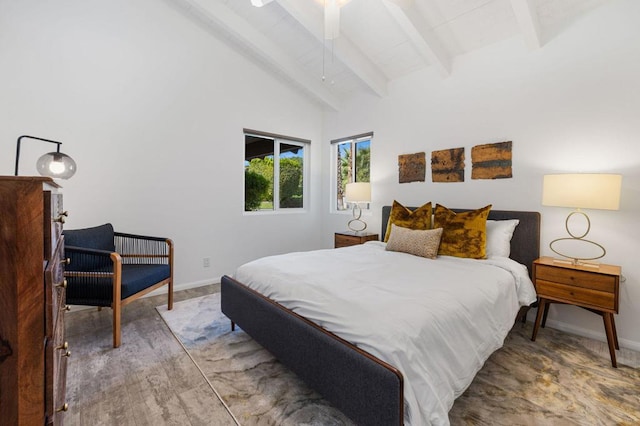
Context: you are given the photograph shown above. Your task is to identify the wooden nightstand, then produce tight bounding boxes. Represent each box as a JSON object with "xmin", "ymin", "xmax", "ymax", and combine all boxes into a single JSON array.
[
  {"xmin": 334, "ymin": 231, "xmax": 379, "ymax": 248},
  {"xmin": 531, "ymin": 256, "xmax": 622, "ymax": 367}
]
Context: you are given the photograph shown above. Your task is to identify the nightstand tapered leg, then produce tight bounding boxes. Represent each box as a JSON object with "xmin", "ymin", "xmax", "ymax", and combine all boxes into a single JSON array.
[
  {"xmin": 531, "ymin": 298, "xmax": 547, "ymax": 341},
  {"xmin": 541, "ymin": 303, "xmax": 550, "ymax": 328},
  {"xmin": 611, "ymin": 314, "xmax": 619, "ymax": 350},
  {"xmin": 603, "ymin": 313, "xmax": 618, "ymax": 368}
]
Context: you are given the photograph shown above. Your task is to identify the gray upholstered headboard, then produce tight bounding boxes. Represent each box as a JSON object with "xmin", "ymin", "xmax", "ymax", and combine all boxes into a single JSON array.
[{"xmin": 381, "ymin": 206, "xmax": 541, "ymax": 277}]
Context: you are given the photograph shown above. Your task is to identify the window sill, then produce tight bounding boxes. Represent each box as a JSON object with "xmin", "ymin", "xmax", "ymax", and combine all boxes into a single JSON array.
[{"xmin": 243, "ymin": 209, "xmax": 307, "ymax": 216}]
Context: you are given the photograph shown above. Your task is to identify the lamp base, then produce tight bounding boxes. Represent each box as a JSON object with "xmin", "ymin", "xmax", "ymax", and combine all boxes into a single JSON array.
[
  {"xmin": 347, "ymin": 203, "xmax": 367, "ymax": 233},
  {"xmin": 347, "ymin": 219, "xmax": 367, "ymax": 233},
  {"xmin": 549, "ymin": 209, "xmax": 606, "ymax": 267},
  {"xmin": 551, "ymin": 257, "xmax": 601, "ymax": 269}
]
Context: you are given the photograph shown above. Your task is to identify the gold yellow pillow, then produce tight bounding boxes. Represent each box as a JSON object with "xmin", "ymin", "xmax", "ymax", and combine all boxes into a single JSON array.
[
  {"xmin": 384, "ymin": 200, "xmax": 432, "ymax": 242},
  {"xmin": 433, "ymin": 204, "xmax": 492, "ymax": 259}
]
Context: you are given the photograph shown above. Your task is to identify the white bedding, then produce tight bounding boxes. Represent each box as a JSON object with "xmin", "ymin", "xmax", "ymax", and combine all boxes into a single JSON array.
[{"xmin": 234, "ymin": 241, "xmax": 537, "ymax": 426}]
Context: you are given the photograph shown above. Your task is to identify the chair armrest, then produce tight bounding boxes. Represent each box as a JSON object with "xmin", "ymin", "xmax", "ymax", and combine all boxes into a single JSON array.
[
  {"xmin": 64, "ymin": 245, "xmax": 119, "ymax": 272},
  {"xmin": 65, "ymin": 245, "xmax": 114, "ymax": 256}
]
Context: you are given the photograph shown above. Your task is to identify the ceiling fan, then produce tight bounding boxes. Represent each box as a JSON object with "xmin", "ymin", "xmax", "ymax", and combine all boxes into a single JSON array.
[{"xmin": 250, "ymin": 0, "xmax": 351, "ymax": 40}]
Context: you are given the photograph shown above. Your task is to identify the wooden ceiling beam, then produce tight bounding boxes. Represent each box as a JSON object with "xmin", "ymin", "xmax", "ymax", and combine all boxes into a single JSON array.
[
  {"xmin": 382, "ymin": 0, "xmax": 451, "ymax": 78},
  {"xmin": 172, "ymin": 0, "xmax": 343, "ymax": 110},
  {"xmin": 510, "ymin": 0, "xmax": 542, "ymax": 49}
]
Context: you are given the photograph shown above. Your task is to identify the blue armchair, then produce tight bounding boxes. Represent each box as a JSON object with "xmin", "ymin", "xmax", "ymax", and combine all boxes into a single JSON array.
[{"xmin": 63, "ymin": 224, "xmax": 173, "ymax": 347}]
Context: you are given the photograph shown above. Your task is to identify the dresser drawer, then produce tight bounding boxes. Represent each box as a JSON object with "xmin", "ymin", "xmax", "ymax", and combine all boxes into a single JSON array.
[
  {"xmin": 534, "ymin": 264, "xmax": 616, "ymax": 293},
  {"xmin": 46, "ymin": 239, "xmax": 66, "ymax": 334},
  {"xmin": 536, "ymin": 279, "xmax": 615, "ymax": 311},
  {"xmin": 45, "ymin": 237, "xmax": 68, "ymax": 423},
  {"xmin": 44, "ymin": 190, "xmax": 64, "ymax": 261}
]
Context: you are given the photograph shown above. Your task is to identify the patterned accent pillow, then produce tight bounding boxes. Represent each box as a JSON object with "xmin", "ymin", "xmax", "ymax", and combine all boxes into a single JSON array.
[
  {"xmin": 384, "ymin": 200, "xmax": 432, "ymax": 242},
  {"xmin": 385, "ymin": 224, "xmax": 443, "ymax": 259},
  {"xmin": 434, "ymin": 204, "xmax": 492, "ymax": 259}
]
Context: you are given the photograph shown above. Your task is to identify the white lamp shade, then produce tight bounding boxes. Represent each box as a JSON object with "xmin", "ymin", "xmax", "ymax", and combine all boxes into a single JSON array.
[
  {"xmin": 542, "ymin": 174, "xmax": 622, "ymax": 210},
  {"xmin": 345, "ymin": 182, "xmax": 371, "ymax": 202}
]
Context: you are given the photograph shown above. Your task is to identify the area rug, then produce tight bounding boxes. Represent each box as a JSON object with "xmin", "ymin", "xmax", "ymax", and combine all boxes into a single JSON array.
[{"xmin": 157, "ymin": 293, "xmax": 640, "ymax": 425}]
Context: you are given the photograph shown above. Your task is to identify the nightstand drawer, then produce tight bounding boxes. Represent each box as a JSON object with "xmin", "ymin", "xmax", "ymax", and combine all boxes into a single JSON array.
[
  {"xmin": 334, "ymin": 232, "xmax": 378, "ymax": 248},
  {"xmin": 534, "ymin": 264, "xmax": 616, "ymax": 293},
  {"xmin": 536, "ymin": 279, "xmax": 615, "ymax": 311},
  {"xmin": 335, "ymin": 234, "xmax": 361, "ymax": 247}
]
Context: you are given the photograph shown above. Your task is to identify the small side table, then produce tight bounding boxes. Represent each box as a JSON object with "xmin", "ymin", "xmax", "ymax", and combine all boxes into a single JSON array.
[
  {"xmin": 334, "ymin": 231, "xmax": 379, "ymax": 248},
  {"xmin": 531, "ymin": 256, "xmax": 622, "ymax": 367}
]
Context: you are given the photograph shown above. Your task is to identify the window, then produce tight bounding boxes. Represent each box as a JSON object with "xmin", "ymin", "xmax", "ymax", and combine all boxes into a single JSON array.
[
  {"xmin": 331, "ymin": 132, "xmax": 372, "ymax": 211},
  {"xmin": 244, "ymin": 129, "xmax": 309, "ymax": 212}
]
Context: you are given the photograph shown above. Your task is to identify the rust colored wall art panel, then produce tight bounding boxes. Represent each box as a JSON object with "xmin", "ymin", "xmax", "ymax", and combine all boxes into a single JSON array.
[
  {"xmin": 398, "ymin": 152, "xmax": 426, "ymax": 183},
  {"xmin": 471, "ymin": 141, "xmax": 513, "ymax": 179},
  {"xmin": 431, "ymin": 148, "xmax": 465, "ymax": 182}
]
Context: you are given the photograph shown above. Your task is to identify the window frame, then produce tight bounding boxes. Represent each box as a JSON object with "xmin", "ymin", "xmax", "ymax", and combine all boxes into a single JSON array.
[
  {"xmin": 244, "ymin": 129, "xmax": 310, "ymax": 214},
  {"xmin": 330, "ymin": 132, "xmax": 373, "ymax": 213}
]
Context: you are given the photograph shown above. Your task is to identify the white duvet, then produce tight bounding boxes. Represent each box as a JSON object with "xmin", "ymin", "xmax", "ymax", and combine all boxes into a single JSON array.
[{"xmin": 234, "ymin": 241, "xmax": 537, "ymax": 426}]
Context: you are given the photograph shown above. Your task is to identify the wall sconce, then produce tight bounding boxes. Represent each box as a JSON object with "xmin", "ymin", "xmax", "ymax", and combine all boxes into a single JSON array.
[
  {"xmin": 345, "ymin": 182, "xmax": 371, "ymax": 233},
  {"xmin": 14, "ymin": 135, "xmax": 77, "ymax": 179},
  {"xmin": 542, "ymin": 173, "xmax": 622, "ymax": 265}
]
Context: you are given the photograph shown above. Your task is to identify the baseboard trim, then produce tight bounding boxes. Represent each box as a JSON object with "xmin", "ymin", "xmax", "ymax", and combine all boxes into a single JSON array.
[
  {"xmin": 539, "ymin": 318, "xmax": 640, "ymax": 353},
  {"xmin": 148, "ymin": 278, "xmax": 220, "ymax": 297}
]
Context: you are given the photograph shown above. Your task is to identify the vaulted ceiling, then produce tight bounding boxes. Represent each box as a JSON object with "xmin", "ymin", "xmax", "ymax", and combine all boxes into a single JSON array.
[{"xmin": 169, "ymin": 0, "xmax": 613, "ymax": 110}]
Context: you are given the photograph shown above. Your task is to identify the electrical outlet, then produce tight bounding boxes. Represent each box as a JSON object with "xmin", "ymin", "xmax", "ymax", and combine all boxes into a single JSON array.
[{"xmin": 203, "ymin": 257, "xmax": 210, "ymax": 268}]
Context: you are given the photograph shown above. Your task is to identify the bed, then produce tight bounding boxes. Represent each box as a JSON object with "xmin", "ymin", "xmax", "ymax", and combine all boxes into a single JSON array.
[{"xmin": 221, "ymin": 207, "xmax": 540, "ymax": 425}]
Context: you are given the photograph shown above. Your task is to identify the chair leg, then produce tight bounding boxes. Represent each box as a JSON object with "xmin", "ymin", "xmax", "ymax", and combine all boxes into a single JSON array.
[
  {"xmin": 113, "ymin": 299, "xmax": 121, "ymax": 348},
  {"xmin": 168, "ymin": 239, "xmax": 174, "ymax": 311},
  {"xmin": 168, "ymin": 279, "xmax": 173, "ymax": 311},
  {"xmin": 111, "ymin": 252, "xmax": 122, "ymax": 348}
]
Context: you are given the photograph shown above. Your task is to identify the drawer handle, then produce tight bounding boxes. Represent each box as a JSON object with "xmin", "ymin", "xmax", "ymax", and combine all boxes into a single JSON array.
[
  {"xmin": 54, "ymin": 211, "xmax": 69, "ymax": 223},
  {"xmin": 63, "ymin": 258, "xmax": 71, "ymax": 265},
  {"xmin": 56, "ymin": 342, "xmax": 69, "ymax": 351},
  {"xmin": 56, "ymin": 403, "xmax": 69, "ymax": 413},
  {"xmin": 62, "ymin": 350, "xmax": 71, "ymax": 358},
  {"xmin": 56, "ymin": 279, "xmax": 67, "ymax": 289},
  {"xmin": 64, "ymin": 305, "xmax": 71, "ymax": 312}
]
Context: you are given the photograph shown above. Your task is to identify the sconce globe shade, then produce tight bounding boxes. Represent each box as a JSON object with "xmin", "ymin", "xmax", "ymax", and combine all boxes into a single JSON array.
[{"xmin": 36, "ymin": 151, "xmax": 77, "ymax": 179}]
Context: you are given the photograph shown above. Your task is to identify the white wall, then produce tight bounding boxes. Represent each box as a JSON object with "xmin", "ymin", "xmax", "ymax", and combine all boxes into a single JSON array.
[
  {"xmin": 322, "ymin": 0, "xmax": 640, "ymax": 349},
  {"xmin": 0, "ymin": 0, "xmax": 325, "ymax": 288}
]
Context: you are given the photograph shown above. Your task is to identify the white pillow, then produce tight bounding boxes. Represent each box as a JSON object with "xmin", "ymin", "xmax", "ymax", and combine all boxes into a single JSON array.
[
  {"xmin": 485, "ymin": 219, "xmax": 519, "ymax": 258},
  {"xmin": 385, "ymin": 224, "xmax": 443, "ymax": 259}
]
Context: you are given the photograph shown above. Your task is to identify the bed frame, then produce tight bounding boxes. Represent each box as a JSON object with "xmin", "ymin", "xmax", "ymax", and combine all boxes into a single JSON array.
[{"xmin": 221, "ymin": 207, "xmax": 540, "ymax": 425}]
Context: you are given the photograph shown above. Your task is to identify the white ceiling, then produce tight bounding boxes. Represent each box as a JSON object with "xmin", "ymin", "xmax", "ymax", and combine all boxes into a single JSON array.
[{"xmin": 169, "ymin": 0, "xmax": 613, "ymax": 110}]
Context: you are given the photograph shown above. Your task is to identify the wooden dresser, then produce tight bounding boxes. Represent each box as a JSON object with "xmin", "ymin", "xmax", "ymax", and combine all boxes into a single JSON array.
[{"xmin": 0, "ymin": 176, "xmax": 69, "ymax": 425}]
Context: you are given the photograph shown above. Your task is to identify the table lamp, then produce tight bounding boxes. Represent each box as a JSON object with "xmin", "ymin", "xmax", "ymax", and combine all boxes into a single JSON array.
[
  {"xmin": 542, "ymin": 173, "xmax": 622, "ymax": 265},
  {"xmin": 345, "ymin": 182, "xmax": 371, "ymax": 233},
  {"xmin": 14, "ymin": 135, "xmax": 77, "ymax": 179}
]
